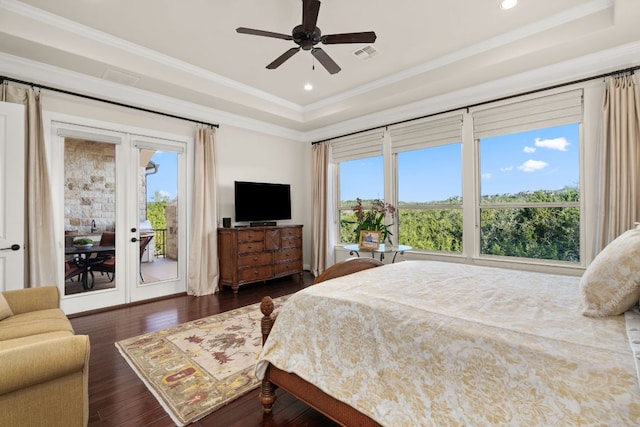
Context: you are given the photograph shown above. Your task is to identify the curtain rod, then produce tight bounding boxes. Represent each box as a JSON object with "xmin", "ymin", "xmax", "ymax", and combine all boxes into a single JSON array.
[
  {"xmin": 1, "ymin": 75, "xmax": 219, "ymax": 129},
  {"xmin": 312, "ymin": 64, "xmax": 640, "ymax": 145}
]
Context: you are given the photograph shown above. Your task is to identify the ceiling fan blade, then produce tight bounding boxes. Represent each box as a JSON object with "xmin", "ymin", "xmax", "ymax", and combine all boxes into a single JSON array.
[
  {"xmin": 311, "ymin": 48, "xmax": 341, "ymax": 74},
  {"xmin": 236, "ymin": 27, "xmax": 293, "ymax": 41},
  {"xmin": 302, "ymin": 0, "xmax": 321, "ymax": 33},
  {"xmin": 266, "ymin": 47, "xmax": 301, "ymax": 69},
  {"xmin": 322, "ymin": 32, "xmax": 377, "ymax": 44}
]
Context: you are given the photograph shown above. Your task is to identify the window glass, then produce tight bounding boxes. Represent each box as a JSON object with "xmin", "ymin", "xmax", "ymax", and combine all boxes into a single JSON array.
[
  {"xmin": 339, "ymin": 156, "xmax": 384, "ymax": 243},
  {"xmin": 397, "ymin": 143, "xmax": 462, "ymax": 251},
  {"xmin": 479, "ymin": 123, "xmax": 580, "ymax": 261}
]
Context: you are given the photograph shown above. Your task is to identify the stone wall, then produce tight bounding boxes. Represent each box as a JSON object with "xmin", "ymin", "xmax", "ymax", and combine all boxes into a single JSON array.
[
  {"xmin": 65, "ymin": 139, "xmax": 150, "ymax": 237},
  {"xmin": 165, "ymin": 201, "xmax": 178, "ymax": 260},
  {"xmin": 64, "ymin": 139, "xmax": 116, "ymax": 235}
]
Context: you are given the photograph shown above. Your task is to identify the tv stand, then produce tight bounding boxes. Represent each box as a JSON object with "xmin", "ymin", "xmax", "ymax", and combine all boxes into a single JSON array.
[
  {"xmin": 250, "ymin": 221, "xmax": 277, "ymax": 227},
  {"xmin": 218, "ymin": 225, "xmax": 303, "ymax": 293}
]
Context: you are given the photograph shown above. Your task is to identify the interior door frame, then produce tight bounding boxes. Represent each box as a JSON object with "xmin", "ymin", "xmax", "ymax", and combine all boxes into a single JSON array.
[
  {"xmin": 0, "ymin": 102, "xmax": 25, "ymax": 291},
  {"xmin": 45, "ymin": 112, "xmax": 192, "ymax": 315}
]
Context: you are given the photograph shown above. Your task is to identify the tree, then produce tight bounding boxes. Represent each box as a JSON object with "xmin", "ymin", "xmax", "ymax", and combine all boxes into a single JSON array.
[{"xmin": 146, "ymin": 191, "xmax": 170, "ymax": 230}]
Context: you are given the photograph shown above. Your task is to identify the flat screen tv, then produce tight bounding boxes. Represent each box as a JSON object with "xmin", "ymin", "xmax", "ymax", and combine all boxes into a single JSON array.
[{"xmin": 234, "ymin": 181, "xmax": 291, "ymax": 224}]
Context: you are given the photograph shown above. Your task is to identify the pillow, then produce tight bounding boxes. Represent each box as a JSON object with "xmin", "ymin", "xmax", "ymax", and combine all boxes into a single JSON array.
[
  {"xmin": 581, "ymin": 228, "xmax": 640, "ymax": 317},
  {"xmin": 0, "ymin": 293, "xmax": 13, "ymax": 321}
]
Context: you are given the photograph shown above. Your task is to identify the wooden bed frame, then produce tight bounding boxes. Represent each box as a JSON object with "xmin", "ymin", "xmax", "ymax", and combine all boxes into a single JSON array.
[{"xmin": 259, "ymin": 257, "xmax": 384, "ymax": 427}]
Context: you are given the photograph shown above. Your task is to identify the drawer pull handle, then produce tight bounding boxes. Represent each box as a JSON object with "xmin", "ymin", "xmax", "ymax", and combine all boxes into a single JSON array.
[
  {"xmin": 247, "ymin": 245, "xmax": 252, "ymax": 249},
  {"xmin": 254, "ymin": 270, "xmax": 259, "ymax": 275},
  {"xmin": 253, "ymin": 257, "xmax": 258, "ymax": 261}
]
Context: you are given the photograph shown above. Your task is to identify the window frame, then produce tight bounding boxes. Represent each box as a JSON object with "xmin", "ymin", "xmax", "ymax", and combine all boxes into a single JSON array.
[{"xmin": 330, "ymin": 86, "xmax": 588, "ymax": 270}]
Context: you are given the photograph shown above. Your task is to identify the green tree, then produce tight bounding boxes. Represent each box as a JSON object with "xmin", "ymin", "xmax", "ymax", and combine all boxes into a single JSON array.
[{"xmin": 146, "ymin": 191, "xmax": 170, "ymax": 230}]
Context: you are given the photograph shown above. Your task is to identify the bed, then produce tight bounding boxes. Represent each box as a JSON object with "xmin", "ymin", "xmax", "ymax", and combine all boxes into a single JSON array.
[{"xmin": 256, "ymin": 254, "xmax": 640, "ymax": 426}]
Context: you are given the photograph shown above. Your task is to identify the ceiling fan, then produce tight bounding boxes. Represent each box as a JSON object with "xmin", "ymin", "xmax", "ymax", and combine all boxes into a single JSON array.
[{"xmin": 236, "ymin": 0, "xmax": 377, "ymax": 75}]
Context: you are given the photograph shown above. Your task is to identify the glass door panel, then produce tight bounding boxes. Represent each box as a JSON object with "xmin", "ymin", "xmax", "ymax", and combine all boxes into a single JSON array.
[
  {"xmin": 130, "ymin": 137, "xmax": 186, "ymax": 302},
  {"xmin": 138, "ymin": 149, "xmax": 179, "ymax": 284},
  {"xmin": 63, "ymin": 138, "xmax": 118, "ymax": 296}
]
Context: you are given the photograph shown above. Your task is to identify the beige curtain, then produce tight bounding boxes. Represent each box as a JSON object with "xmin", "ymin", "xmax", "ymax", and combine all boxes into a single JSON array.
[
  {"xmin": 187, "ymin": 127, "xmax": 219, "ymax": 295},
  {"xmin": 596, "ymin": 74, "xmax": 640, "ymax": 253},
  {"xmin": 311, "ymin": 142, "xmax": 333, "ymax": 276},
  {"xmin": 2, "ymin": 83, "xmax": 57, "ymax": 287}
]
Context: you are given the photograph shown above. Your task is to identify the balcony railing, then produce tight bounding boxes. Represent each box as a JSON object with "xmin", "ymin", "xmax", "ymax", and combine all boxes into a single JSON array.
[{"xmin": 152, "ymin": 228, "xmax": 166, "ymax": 258}]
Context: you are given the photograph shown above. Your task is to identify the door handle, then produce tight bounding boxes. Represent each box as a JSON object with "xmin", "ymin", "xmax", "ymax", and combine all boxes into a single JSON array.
[
  {"xmin": 131, "ymin": 237, "xmax": 139, "ymax": 243},
  {"xmin": 1, "ymin": 244, "xmax": 20, "ymax": 251}
]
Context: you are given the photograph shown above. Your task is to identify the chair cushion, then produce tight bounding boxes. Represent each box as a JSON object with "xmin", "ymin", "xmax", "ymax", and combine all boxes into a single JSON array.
[
  {"xmin": 0, "ymin": 294, "xmax": 13, "ymax": 321},
  {"xmin": 0, "ymin": 309, "xmax": 74, "ymax": 341}
]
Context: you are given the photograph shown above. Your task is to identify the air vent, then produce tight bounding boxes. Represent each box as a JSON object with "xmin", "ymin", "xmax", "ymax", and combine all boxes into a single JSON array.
[
  {"xmin": 102, "ymin": 68, "xmax": 140, "ymax": 87},
  {"xmin": 352, "ymin": 45, "xmax": 379, "ymax": 60}
]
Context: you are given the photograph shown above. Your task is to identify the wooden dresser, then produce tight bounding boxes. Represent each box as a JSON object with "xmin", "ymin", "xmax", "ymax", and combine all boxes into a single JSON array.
[{"xmin": 218, "ymin": 225, "xmax": 303, "ymax": 293}]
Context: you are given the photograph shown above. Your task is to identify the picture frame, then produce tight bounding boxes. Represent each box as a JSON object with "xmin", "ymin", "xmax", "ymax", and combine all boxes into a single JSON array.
[{"xmin": 358, "ymin": 230, "xmax": 381, "ymax": 250}]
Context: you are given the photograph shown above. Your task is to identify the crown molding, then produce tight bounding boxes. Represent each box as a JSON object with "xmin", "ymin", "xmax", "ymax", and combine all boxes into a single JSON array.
[
  {"xmin": 2, "ymin": 35, "xmax": 638, "ymax": 144},
  {"xmin": 306, "ymin": 39, "xmax": 640, "ymax": 142},
  {"xmin": 0, "ymin": 0, "xmax": 302, "ymax": 113},
  {"xmin": 302, "ymin": 0, "xmax": 614, "ymax": 113},
  {"xmin": 0, "ymin": 0, "xmax": 615, "ymax": 118},
  {"xmin": 0, "ymin": 52, "xmax": 307, "ymax": 141}
]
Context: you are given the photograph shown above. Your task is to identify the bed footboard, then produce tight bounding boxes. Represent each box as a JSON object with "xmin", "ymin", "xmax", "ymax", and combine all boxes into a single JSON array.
[{"xmin": 258, "ymin": 257, "xmax": 384, "ymax": 423}]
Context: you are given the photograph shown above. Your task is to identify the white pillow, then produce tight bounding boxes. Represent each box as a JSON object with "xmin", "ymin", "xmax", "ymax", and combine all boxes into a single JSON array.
[
  {"xmin": 0, "ymin": 293, "xmax": 13, "ymax": 321},
  {"xmin": 581, "ymin": 228, "xmax": 640, "ymax": 317}
]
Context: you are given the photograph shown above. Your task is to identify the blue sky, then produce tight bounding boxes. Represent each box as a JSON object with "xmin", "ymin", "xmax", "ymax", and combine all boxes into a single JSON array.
[
  {"xmin": 146, "ymin": 151, "xmax": 178, "ymax": 201},
  {"xmin": 340, "ymin": 123, "xmax": 579, "ymax": 203}
]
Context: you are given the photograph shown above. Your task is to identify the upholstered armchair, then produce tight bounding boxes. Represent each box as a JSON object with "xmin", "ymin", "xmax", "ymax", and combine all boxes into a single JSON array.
[{"xmin": 0, "ymin": 287, "xmax": 90, "ymax": 426}]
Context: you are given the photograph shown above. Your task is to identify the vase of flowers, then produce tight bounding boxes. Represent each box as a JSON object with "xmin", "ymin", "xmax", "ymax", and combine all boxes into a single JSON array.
[{"xmin": 348, "ymin": 198, "xmax": 396, "ymax": 246}]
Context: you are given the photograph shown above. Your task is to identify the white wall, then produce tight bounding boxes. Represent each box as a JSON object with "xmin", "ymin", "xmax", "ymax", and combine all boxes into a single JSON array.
[{"xmin": 215, "ymin": 125, "xmax": 312, "ymax": 268}]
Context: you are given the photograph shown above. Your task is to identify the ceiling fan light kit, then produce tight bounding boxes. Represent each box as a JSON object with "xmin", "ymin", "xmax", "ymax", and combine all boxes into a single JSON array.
[{"xmin": 236, "ymin": 0, "xmax": 376, "ymax": 74}]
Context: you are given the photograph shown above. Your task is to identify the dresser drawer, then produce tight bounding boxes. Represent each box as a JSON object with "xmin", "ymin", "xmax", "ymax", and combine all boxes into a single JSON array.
[
  {"xmin": 238, "ymin": 252, "xmax": 272, "ymax": 267},
  {"xmin": 274, "ymin": 248, "xmax": 301, "ymax": 262},
  {"xmin": 238, "ymin": 265, "xmax": 273, "ymax": 282},
  {"xmin": 237, "ymin": 229, "xmax": 264, "ymax": 242},
  {"xmin": 281, "ymin": 237, "xmax": 302, "ymax": 249},
  {"xmin": 274, "ymin": 260, "xmax": 302, "ymax": 275},
  {"xmin": 238, "ymin": 241, "xmax": 264, "ymax": 253},
  {"xmin": 281, "ymin": 227, "xmax": 302, "ymax": 238}
]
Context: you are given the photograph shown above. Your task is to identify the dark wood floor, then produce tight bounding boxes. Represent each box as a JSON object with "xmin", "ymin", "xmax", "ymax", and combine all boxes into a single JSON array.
[{"xmin": 70, "ymin": 272, "xmax": 341, "ymax": 427}]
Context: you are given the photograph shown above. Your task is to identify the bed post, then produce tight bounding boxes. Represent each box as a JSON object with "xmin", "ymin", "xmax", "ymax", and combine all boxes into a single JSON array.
[{"xmin": 259, "ymin": 296, "xmax": 277, "ymax": 413}]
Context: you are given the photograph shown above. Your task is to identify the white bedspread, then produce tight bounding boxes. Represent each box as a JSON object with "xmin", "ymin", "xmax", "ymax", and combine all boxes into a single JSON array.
[{"xmin": 255, "ymin": 260, "xmax": 640, "ymax": 426}]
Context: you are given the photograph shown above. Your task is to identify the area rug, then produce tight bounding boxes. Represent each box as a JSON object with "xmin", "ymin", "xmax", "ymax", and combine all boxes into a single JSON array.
[{"xmin": 115, "ymin": 295, "xmax": 290, "ymax": 426}]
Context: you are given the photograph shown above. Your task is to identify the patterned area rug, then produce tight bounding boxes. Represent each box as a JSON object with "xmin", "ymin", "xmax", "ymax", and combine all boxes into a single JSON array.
[{"xmin": 115, "ymin": 295, "xmax": 289, "ymax": 426}]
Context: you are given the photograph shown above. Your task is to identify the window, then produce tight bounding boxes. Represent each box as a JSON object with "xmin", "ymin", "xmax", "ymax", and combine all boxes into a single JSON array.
[
  {"xmin": 338, "ymin": 155, "xmax": 384, "ymax": 243},
  {"xmin": 397, "ymin": 143, "xmax": 462, "ymax": 251},
  {"xmin": 479, "ymin": 124, "xmax": 580, "ymax": 261},
  {"xmin": 331, "ymin": 88, "xmax": 583, "ymax": 266},
  {"xmin": 474, "ymin": 89, "xmax": 582, "ymax": 262},
  {"xmin": 332, "ymin": 129, "xmax": 385, "ymax": 244},
  {"xmin": 391, "ymin": 114, "xmax": 463, "ymax": 252}
]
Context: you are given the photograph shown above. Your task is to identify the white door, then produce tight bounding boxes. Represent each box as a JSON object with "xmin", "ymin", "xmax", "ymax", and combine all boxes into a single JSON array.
[
  {"xmin": 50, "ymin": 120, "xmax": 189, "ymax": 314},
  {"xmin": 129, "ymin": 136, "xmax": 186, "ymax": 302},
  {"xmin": 0, "ymin": 102, "xmax": 25, "ymax": 291}
]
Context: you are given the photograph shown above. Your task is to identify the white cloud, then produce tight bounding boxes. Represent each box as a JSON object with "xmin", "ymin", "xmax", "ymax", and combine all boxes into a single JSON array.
[
  {"xmin": 482, "ymin": 173, "xmax": 492, "ymax": 179},
  {"xmin": 523, "ymin": 146, "xmax": 536, "ymax": 153},
  {"xmin": 500, "ymin": 166, "xmax": 514, "ymax": 172},
  {"xmin": 158, "ymin": 190, "xmax": 171, "ymax": 198},
  {"xmin": 534, "ymin": 137, "xmax": 570, "ymax": 151},
  {"xmin": 518, "ymin": 159, "xmax": 548, "ymax": 172}
]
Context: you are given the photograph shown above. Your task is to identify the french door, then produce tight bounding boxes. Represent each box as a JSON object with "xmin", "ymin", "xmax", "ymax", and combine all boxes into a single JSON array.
[{"xmin": 51, "ymin": 120, "xmax": 189, "ymax": 314}]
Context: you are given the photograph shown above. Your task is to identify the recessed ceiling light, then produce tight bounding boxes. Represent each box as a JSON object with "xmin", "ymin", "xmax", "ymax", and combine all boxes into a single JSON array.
[
  {"xmin": 500, "ymin": 0, "xmax": 518, "ymax": 10},
  {"xmin": 304, "ymin": 83, "xmax": 313, "ymax": 91}
]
